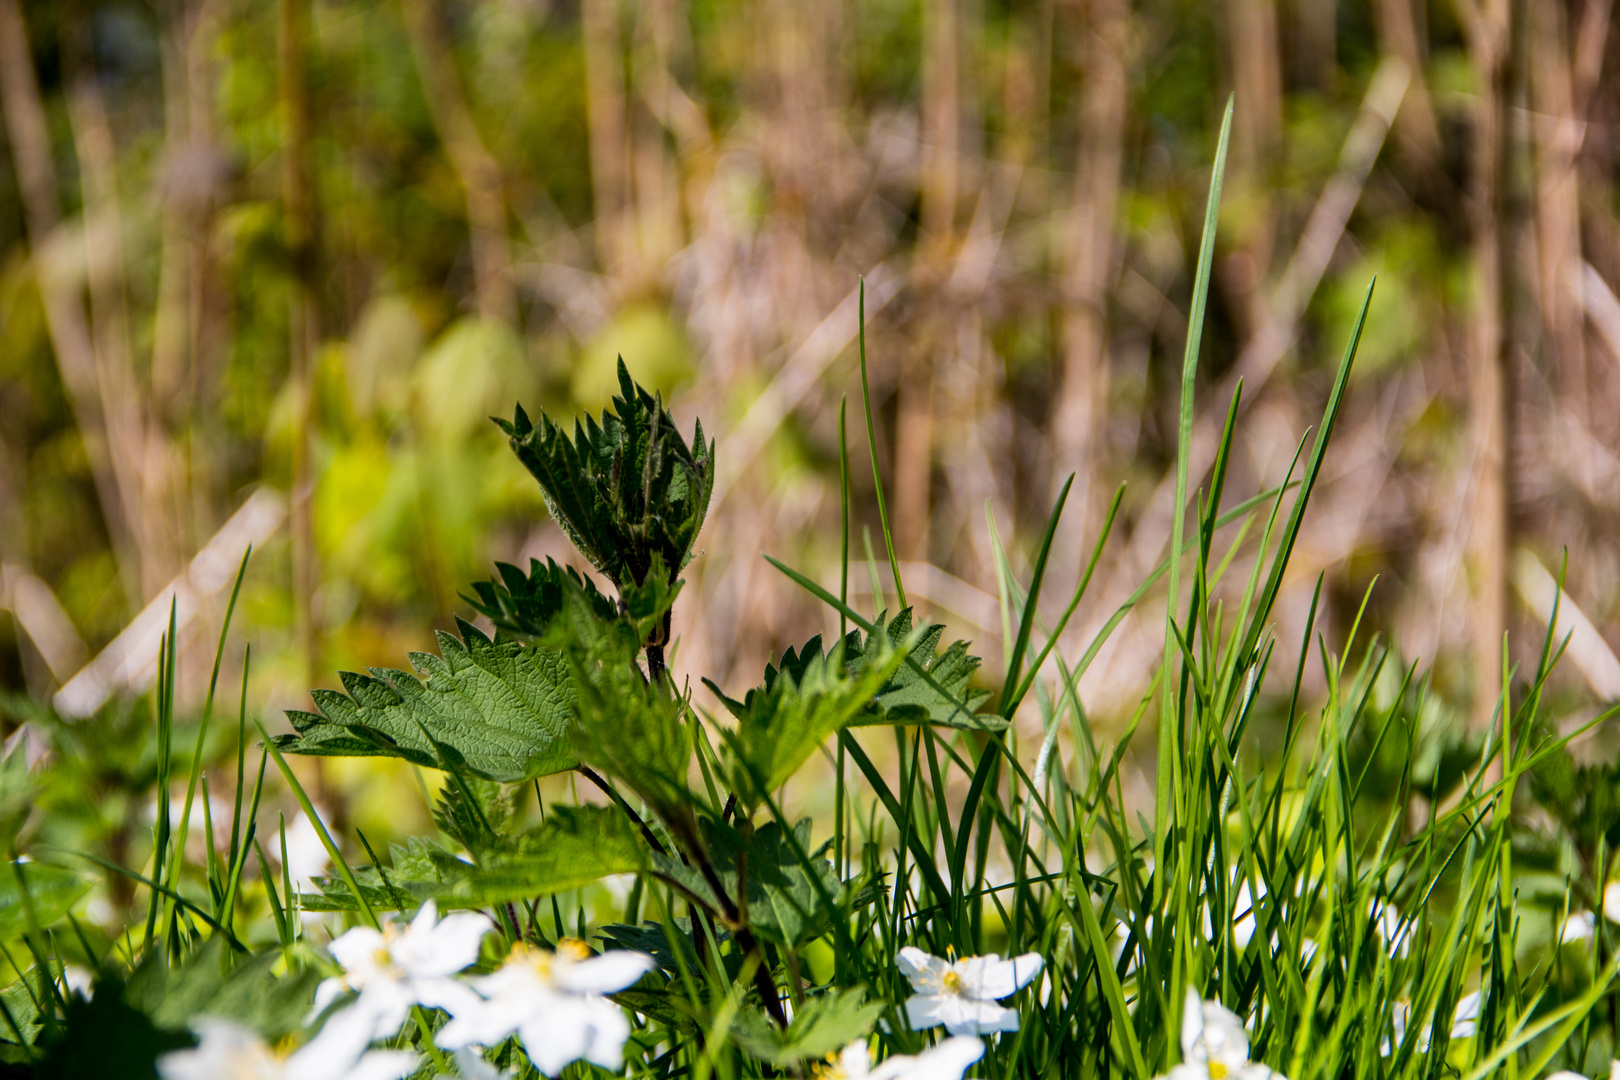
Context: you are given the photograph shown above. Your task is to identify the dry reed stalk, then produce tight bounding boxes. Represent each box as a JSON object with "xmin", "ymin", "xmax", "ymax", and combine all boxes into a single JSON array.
[
  {"xmin": 399, "ymin": 0, "xmax": 516, "ymax": 322},
  {"xmin": 279, "ymin": 0, "xmax": 319, "ymax": 687},
  {"xmin": 1455, "ymin": 0, "xmax": 1513, "ymax": 729}
]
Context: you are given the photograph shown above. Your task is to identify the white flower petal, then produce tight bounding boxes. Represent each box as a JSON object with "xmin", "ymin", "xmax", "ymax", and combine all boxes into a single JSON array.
[
  {"xmin": 1604, "ymin": 883, "xmax": 1620, "ymax": 924},
  {"xmin": 897, "ymin": 947, "xmax": 949, "ymax": 993},
  {"xmin": 293, "ymin": 994, "xmax": 403, "ymax": 1077},
  {"xmin": 938, "ymin": 994, "xmax": 1018, "ymax": 1036},
  {"xmin": 1451, "ymin": 991, "xmax": 1480, "ymax": 1038},
  {"xmin": 1181, "ymin": 988, "xmax": 1205, "ymax": 1061},
  {"xmin": 867, "ymin": 1051, "xmax": 918, "ymax": 1080},
  {"xmin": 308, "ymin": 978, "xmax": 350, "ymax": 1024},
  {"xmin": 1561, "ymin": 911, "xmax": 1596, "ymax": 943},
  {"xmin": 438, "ymin": 993, "xmax": 530, "ymax": 1051},
  {"xmin": 452, "ymin": 1048, "xmax": 514, "ymax": 1080},
  {"xmin": 396, "ymin": 909, "xmax": 490, "ymax": 978},
  {"xmin": 1183, "ymin": 992, "xmax": 1249, "ymax": 1071},
  {"xmin": 1158, "ymin": 1064, "xmax": 1210, "ymax": 1080},
  {"xmin": 1236, "ymin": 1063, "xmax": 1287, "ymax": 1080},
  {"xmin": 517, "ymin": 995, "xmax": 632, "ymax": 1077},
  {"xmin": 328, "ymin": 927, "xmax": 388, "ymax": 980},
  {"xmin": 409, "ymin": 975, "xmax": 484, "ymax": 1017},
  {"xmin": 957, "ymin": 953, "xmax": 1043, "ymax": 1000},
  {"xmin": 158, "ymin": 1019, "xmax": 279, "ymax": 1080},
  {"xmin": 905, "ymin": 994, "xmax": 947, "ymax": 1031},
  {"xmin": 555, "ymin": 950, "xmax": 656, "ymax": 994},
  {"xmin": 342, "ymin": 1051, "xmax": 420, "ymax": 1080},
  {"xmin": 884, "ymin": 1035, "xmax": 984, "ymax": 1080},
  {"xmin": 1545, "ymin": 1072, "xmax": 1589, "ymax": 1080},
  {"xmin": 836, "ymin": 1040, "xmax": 873, "ymax": 1080}
]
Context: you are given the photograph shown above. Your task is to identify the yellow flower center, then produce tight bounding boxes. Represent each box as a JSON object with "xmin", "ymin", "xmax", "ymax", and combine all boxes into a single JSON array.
[
  {"xmin": 942, "ymin": 970, "xmax": 964, "ymax": 994},
  {"xmin": 370, "ymin": 925, "xmax": 402, "ymax": 973},
  {"xmin": 509, "ymin": 939, "xmax": 592, "ymax": 985},
  {"xmin": 811, "ymin": 1050, "xmax": 848, "ymax": 1080},
  {"xmin": 1209, "ymin": 1063, "xmax": 1229, "ymax": 1080}
]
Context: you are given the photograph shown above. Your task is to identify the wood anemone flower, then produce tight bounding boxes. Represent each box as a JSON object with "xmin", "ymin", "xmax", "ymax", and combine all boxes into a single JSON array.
[{"xmin": 895, "ymin": 946, "xmax": 1043, "ymax": 1036}]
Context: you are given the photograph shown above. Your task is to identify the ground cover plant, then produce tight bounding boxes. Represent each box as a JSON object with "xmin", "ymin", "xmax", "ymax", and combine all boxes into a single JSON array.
[{"xmin": 1, "ymin": 107, "xmax": 1619, "ymax": 1080}]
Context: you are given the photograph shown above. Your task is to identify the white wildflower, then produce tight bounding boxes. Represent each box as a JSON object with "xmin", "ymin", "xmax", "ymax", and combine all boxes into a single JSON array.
[
  {"xmin": 1546, "ymin": 1073, "xmax": 1589, "ymax": 1080},
  {"xmin": 444, "ymin": 1047, "xmax": 515, "ymax": 1080},
  {"xmin": 1560, "ymin": 911, "xmax": 1596, "ymax": 943},
  {"xmin": 275, "ymin": 808, "xmax": 333, "ymax": 894},
  {"xmin": 1604, "ymin": 883, "xmax": 1620, "ymax": 925},
  {"xmin": 815, "ymin": 1036, "xmax": 984, "ymax": 1080},
  {"xmin": 1158, "ymin": 989, "xmax": 1286, "ymax": 1080},
  {"xmin": 1382, "ymin": 991, "xmax": 1483, "ymax": 1055},
  {"xmin": 313, "ymin": 900, "xmax": 490, "ymax": 1041},
  {"xmin": 437, "ymin": 939, "xmax": 655, "ymax": 1077},
  {"xmin": 157, "ymin": 1016, "xmax": 417, "ymax": 1080},
  {"xmin": 1369, "ymin": 899, "xmax": 1411, "ymax": 958},
  {"xmin": 895, "ymin": 946, "xmax": 1043, "ymax": 1036},
  {"xmin": 62, "ymin": 965, "xmax": 93, "ymax": 1000},
  {"xmin": 1231, "ymin": 880, "xmax": 1264, "ymax": 950},
  {"xmin": 1450, "ymin": 991, "xmax": 1480, "ymax": 1038}
]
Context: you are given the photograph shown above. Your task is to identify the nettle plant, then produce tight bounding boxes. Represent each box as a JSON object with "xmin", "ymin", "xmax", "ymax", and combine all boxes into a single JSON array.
[{"xmin": 7, "ymin": 103, "xmax": 1620, "ymax": 1080}]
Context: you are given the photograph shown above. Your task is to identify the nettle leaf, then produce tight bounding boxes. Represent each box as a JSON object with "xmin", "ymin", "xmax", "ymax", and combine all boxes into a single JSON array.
[
  {"xmin": 276, "ymin": 619, "xmax": 577, "ymax": 783},
  {"xmin": 655, "ymin": 820, "xmax": 852, "ymax": 947},
  {"xmin": 601, "ymin": 919, "xmax": 741, "ymax": 981},
  {"xmin": 0, "ymin": 746, "xmax": 36, "ymax": 851},
  {"xmin": 433, "ymin": 776, "xmax": 513, "ymax": 858},
  {"xmin": 847, "ymin": 610, "xmax": 1001, "ymax": 731},
  {"xmin": 708, "ymin": 639, "xmax": 908, "ymax": 801},
  {"xmin": 465, "ymin": 557, "xmax": 617, "ymax": 644},
  {"xmin": 499, "ymin": 360, "xmax": 714, "ymax": 594},
  {"xmin": 128, "ymin": 937, "xmax": 319, "ymax": 1041},
  {"xmin": 1529, "ymin": 724, "xmax": 1620, "ymax": 852},
  {"xmin": 716, "ymin": 613, "xmax": 1003, "ymax": 735},
  {"xmin": 733, "ymin": 987, "xmax": 885, "ymax": 1065},
  {"xmin": 548, "ymin": 587, "xmax": 692, "ymax": 813},
  {"xmin": 0, "ymin": 861, "xmax": 91, "ymax": 937},
  {"xmin": 0, "ymin": 965, "xmax": 62, "ymax": 1046},
  {"xmin": 304, "ymin": 806, "xmax": 642, "ymax": 912}
]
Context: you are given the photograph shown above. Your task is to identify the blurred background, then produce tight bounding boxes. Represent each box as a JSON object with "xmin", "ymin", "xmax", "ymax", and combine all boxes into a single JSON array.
[{"xmin": 2, "ymin": 0, "xmax": 1620, "ymax": 848}]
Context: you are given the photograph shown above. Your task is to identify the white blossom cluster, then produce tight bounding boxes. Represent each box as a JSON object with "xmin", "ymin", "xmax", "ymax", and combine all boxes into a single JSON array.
[
  {"xmin": 156, "ymin": 912, "xmax": 1038, "ymax": 1080},
  {"xmin": 157, "ymin": 900, "xmax": 655, "ymax": 1080},
  {"xmin": 156, "ymin": 905, "xmax": 1595, "ymax": 1080}
]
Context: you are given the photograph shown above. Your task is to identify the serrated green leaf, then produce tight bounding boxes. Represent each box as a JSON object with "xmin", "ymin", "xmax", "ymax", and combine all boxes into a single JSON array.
[
  {"xmin": 464, "ymin": 557, "xmax": 618, "ymax": 644},
  {"xmin": 732, "ymin": 987, "xmax": 885, "ymax": 1065},
  {"xmin": 276, "ymin": 619, "xmax": 577, "ymax": 783},
  {"xmin": 727, "ymin": 614, "xmax": 1003, "ymax": 734},
  {"xmin": 0, "ymin": 747, "xmax": 36, "ymax": 852},
  {"xmin": 653, "ymin": 820, "xmax": 854, "ymax": 947},
  {"xmin": 847, "ymin": 609, "xmax": 1002, "ymax": 731},
  {"xmin": 0, "ymin": 862, "xmax": 91, "ymax": 937},
  {"xmin": 126, "ymin": 937, "xmax": 319, "ymax": 1041},
  {"xmin": 548, "ymin": 587, "xmax": 692, "ymax": 813},
  {"xmin": 305, "ymin": 806, "xmax": 642, "ymax": 911},
  {"xmin": 711, "ymin": 638, "xmax": 907, "ymax": 801},
  {"xmin": 498, "ymin": 360, "xmax": 714, "ymax": 595},
  {"xmin": 0, "ymin": 965, "xmax": 57, "ymax": 1046},
  {"xmin": 600, "ymin": 919, "xmax": 741, "ymax": 981}
]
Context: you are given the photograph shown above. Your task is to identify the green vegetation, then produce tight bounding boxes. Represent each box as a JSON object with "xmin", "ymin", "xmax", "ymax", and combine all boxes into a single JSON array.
[{"xmin": 0, "ymin": 123, "xmax": 1615, "ymax": 1080}]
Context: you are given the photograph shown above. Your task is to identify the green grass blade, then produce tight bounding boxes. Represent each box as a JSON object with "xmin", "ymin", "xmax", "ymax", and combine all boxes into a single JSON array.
[
  {"xmin": 998, "ymin": 474, "xmax": 1073, "ymax": 717},
  {"xmin": 1156, "ymin": 96, "xmax": 1234, "ymax": 912},
  {"xmin": 857, "ymin": 277, "xmax": 906, "ymax": 609}
]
